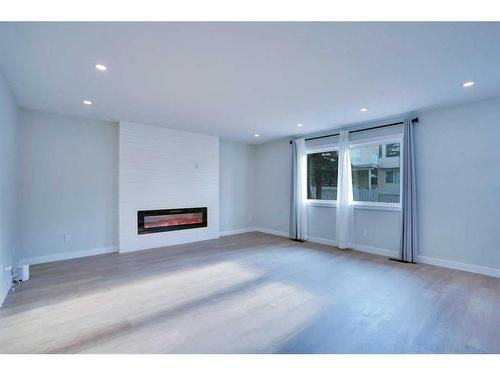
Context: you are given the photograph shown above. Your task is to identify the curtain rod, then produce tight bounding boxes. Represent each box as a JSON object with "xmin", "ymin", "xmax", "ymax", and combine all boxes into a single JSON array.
[{"xmin": 290, "ymin": 117, "xmax": 419, "ymax": 144}]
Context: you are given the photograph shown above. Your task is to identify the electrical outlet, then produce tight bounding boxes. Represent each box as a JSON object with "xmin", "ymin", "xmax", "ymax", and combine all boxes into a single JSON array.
[
  {"xmin": 362, "ymin": 229, "xmax": 368, "ymax": 237},
  {"xmin": 64, "ymin": 234, "xmax": 72, "ymax": 243}
]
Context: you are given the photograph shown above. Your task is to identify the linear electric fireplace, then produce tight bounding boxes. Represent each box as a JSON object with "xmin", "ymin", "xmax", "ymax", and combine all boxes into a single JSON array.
[{"xmin": 138, "ymin": 207, "xmax": 208, "ymax": 234}]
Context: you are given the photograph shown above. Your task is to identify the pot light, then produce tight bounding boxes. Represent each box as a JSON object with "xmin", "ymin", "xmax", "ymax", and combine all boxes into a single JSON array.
[
  {"xmin": 462, "ymin": 81, "xmax": 474, "ymax": 88},
  {"xmin": 254, "ymin": 134, "xmax": 260, "ymax": 137},
  {"xmin": 83, "ymin": 100, "xmax": 92, "ymax": 105},
  {"xmin": 297, "ymin": 123, "xmax": 303, "ymax": 127},
  {"xmin": 95, "ymin": 64, "xmax": 107, "ymax": 71},
  {"xmin": 360, "ymin": 107, "xmax": 368, "ymax": 112}
]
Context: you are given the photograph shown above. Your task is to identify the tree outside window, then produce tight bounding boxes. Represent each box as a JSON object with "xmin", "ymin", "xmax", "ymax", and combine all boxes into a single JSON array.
[{"xmin": 307, "ymin": 151, "xmax": 338, "ymax": 200}]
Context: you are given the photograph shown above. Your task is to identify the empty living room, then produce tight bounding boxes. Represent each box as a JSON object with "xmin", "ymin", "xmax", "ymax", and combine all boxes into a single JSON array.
[{"xmin": 1, "ymin": 1, "xmax": 500, "ymax": 373}]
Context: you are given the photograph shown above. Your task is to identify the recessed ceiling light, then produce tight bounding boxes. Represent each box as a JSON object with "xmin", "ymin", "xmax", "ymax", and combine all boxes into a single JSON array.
[
  {"xmin": 83, "ymin": 100, "xmax": 92, "ymax": 105},
  {"xmin": 95, "ymin": 64, "xmax": 107, "ymax": 71},
  {"xmin": 297, "ymin": 123, "xmax": 303, "ymax": 127},
  {"xmin": 254, "ymin": 134, "xmax": 260, "ymax": 137},
  {"xmin": 360, "ymin": 107, "xmax": 368, "ymax": 112},
  {"xmin": 462, "ymin": 81, "xmax": 474, "ymax": 88}
]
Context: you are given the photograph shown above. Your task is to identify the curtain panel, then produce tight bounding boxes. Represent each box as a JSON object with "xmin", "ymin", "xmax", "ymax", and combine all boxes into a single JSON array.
[
  {"xmin": 289, "ymin": 138, "xmax": 308, "ymax": 241},
  {"xmin": 400, "ymin": 119, "xmax": 418, "ymax": 262},
  {"xmin": 336, "ymin": 130, "xmax": 355, "ymax": 249}
]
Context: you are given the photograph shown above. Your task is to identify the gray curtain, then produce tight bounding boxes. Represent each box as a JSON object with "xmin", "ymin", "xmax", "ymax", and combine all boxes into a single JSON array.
[
  {"xmin": 289, "ymin": 138, "xmax": 307, "ymax": 241},
  {"xmin": 400, "ymin": 119, "xmax": 417, "ymax": 262}
]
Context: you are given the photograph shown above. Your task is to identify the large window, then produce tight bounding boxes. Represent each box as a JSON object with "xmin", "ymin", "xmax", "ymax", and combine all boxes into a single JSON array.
[
  {"xmin": 350, "ymin": 141, "xmax": 401, "ymax": 204},
  {"xmin": 307, "ymin": 150, "xmax": 338, "ymax": 200}
]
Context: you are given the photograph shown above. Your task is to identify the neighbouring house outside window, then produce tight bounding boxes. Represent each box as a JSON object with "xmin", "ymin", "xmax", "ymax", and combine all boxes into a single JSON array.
[{"xmin": 350, "ymin": 141, "xmax": 401, "ymax": 203}]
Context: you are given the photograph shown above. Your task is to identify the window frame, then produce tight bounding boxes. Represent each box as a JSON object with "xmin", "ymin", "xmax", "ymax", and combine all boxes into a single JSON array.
[
  {"xmin": 305, "ymin": 146, "xmax": 339, "ymax": 206},
  {"xmin": 349, "ymin": 135, "xmax": 403, "ymax": 210}
]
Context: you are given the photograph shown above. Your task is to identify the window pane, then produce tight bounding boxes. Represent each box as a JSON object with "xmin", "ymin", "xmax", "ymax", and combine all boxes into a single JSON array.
[
  {"xmin": 307, "ymin": 151, "xmax": 338, "ymax": 200},
  {"xmin": 386, "ymin": 171, "xmax": 393, "ymax": 184},
  {"xmin": 385, "ymin": 143, "xmax": 400, "ymax": 157},
  {"xmin": 350, "ymin": 142, "xmax": 400, "ymax": 203}
]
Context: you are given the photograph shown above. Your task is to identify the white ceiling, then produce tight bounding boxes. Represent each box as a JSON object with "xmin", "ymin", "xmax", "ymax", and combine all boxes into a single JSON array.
[{"xmin": 1, "ymin": 22, "xmax": 500, "ymax": 144}]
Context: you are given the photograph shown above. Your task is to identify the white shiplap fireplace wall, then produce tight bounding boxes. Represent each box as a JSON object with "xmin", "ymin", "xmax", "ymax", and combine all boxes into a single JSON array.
[{"xmin": 119, "ymin": 121, "xmax": 219, "ymax": 253}]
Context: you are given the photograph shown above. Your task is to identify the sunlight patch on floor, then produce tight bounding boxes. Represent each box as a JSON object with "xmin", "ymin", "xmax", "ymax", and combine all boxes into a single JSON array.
[
  {"xmin": 82, "ymin": 280, "xmax": 322, "ymax": 353},
  {"xmin": 0, "ymin": 261, "xmax": 261, "ymax": 353}
]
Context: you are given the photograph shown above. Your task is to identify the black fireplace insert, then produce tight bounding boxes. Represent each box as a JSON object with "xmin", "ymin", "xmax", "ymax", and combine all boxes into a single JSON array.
[{"xmin": 138, "ymin": 207, "xmax": 207, "ymax": 234}]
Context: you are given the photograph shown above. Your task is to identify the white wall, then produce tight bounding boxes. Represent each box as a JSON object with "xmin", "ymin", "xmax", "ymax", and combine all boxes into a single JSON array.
[
  {"xmin": 307, "ymin": 206, "xmax": 336, "ymax": 243},
  {"xmin": 0, "ymin": 69, "xmax": 17, "ymax": 306},
  {"xmin": 254, "ymin": 96, "xmax": 500, "ymax": 274},
  {"xmin": 254, "ymin": 140, "xmax": 291, "ymax": 234},
  {"xmin": 219, "ymin": 139, "xmax": 256, "ymax": 234},
  {"xmin": 416, "ymin": 97, "xmax": 500, "ymax": 270},
  {"xmin": 17, "ymin": 109, "xmax": 118, "ymax": 264},
  {"xmin": 353, "ymin": 209, "xmax": 400, "ymax": 255},
  {"xmin": 119, "ymin": 121, "xmax": 219, "ymax": 252}
]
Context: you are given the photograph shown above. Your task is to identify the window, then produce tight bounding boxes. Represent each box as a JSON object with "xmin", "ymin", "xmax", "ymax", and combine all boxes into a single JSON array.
[
  {"xmin": 307, "ymin": 151, "xmax": 338, "ymax": 200},
  {"xmin": 385, "ymin": 170, "xmax": 400, "ymax": 184},
  {"xmin": 385, "ymin": 143, "xmax": 400, "ymax": 157},
  {"xmin": 350, "ymin": 141, "xmax": 401, "ymax": 204}
]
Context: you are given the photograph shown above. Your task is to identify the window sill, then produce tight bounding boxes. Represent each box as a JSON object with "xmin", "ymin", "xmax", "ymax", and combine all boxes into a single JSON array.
[
  {"xmin": 352, "ymin": 202, "xmax": 401, "ymax": 211},
  {"xmin": 306, "ymin": 200, "xmax": 336, "ymax": 207},
  {"xmin": 306, "ymin": 200, "xmax": 401, "ymax": 211}
]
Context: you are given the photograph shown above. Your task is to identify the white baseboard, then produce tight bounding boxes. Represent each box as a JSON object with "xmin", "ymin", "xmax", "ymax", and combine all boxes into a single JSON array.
[
  {"xmin": 253, "ymin": 229, "xmax": 397, "ymax": 258},
  {"xmin": 307, "ymin": 236, "xmax": 337, "ymax": 247},
  {"xmin": 219, "ymin": 227, "xmax": 257, "ymax": 236},
  {"xmin": 308, "ymin": 236, "xmax": 399, "ymax": 258},
  {"xmin": 221, "ymin": 227, "xmax": 311, "ymax": 240},
  {"xmin": 253, "ymin": 227, "xmax": 289, "ymax": 238},
  {"xmin": 352, "ymin": 244, "xmax": 399, "ymax": 258},
  {"xmin": 417, "ymin": 255, "xmax": 500, "ymax": 279},
  {"xmin": 20, "ymin": 246, "xmax": 118, "ymax": 266}
]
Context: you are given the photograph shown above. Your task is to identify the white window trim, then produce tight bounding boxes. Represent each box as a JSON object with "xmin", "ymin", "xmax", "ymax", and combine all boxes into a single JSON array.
[
  {"xmin": 350, "ymin": 136, "xmax": 403, "ymax": 209},
  {"xmin": 352, "ymin": 201, "xmax": 401, "ymax": 211},
  {"xmin": 306, "ymin": 201, "xmax": 400, "ymax": 211},
  {"xmin": 349, "ymin": 134, "xmax": 403, "ymax": 148},
  {"xmin": 305, "ymin": 146, "xmax": 338, "ymax": 155},
  {"xmin": 305, "ymin": 138, "xmax": 339, "ymax": 153},
  {"xmin": 306, "ymin": 146, "xmax": 339, "ymax": 203},
  {"xmin": 306, "ymin": 199, "xmax": 337, "ymax": 207}
]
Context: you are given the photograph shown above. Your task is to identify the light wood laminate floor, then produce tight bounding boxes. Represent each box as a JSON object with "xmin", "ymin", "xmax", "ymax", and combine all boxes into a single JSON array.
[{"xmin": 1, "ymin": 232, "xmax": 499, "ymax": 353}]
